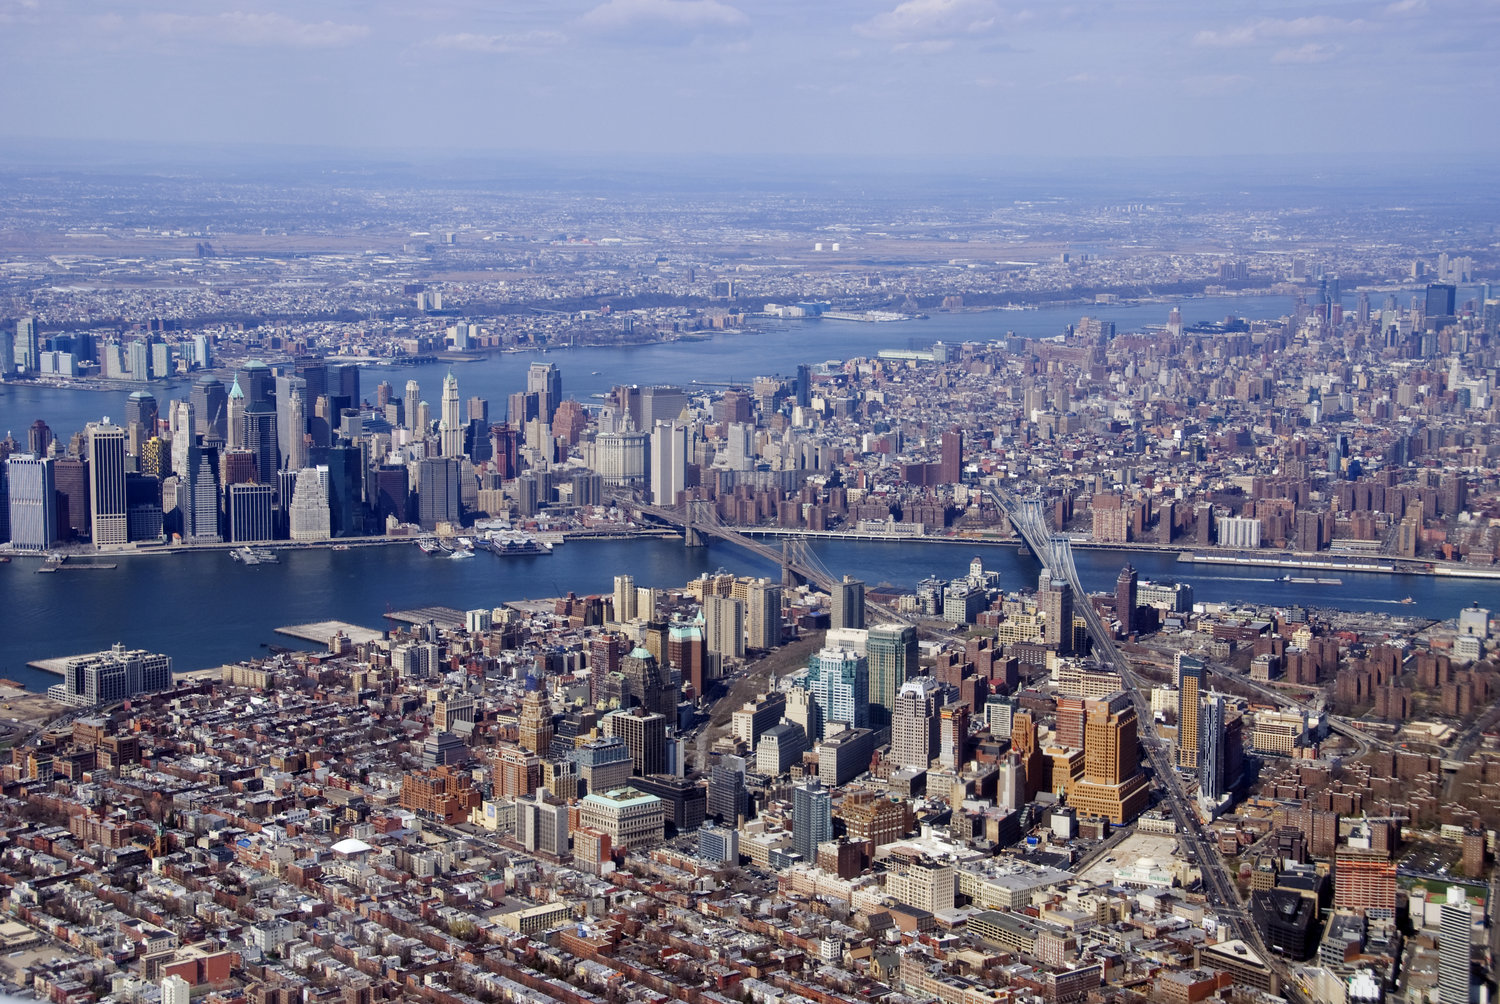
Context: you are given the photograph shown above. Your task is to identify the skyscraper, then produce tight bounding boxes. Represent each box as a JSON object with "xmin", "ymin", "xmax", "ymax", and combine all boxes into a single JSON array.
[
  {"xmin": 707, "ymin": 755, "xmax": 748, "ymax": 825},
  {"xmin": 191, "ymin": 375, "xmax": 227, "ymax": 443},
  {"xmin": 281, "ymin": 388, "xmax": 308, "ymax": 471},
  {"xmin": 527, "ymin": 362, "xmax": 562, "ymax": 425},
  {"xmin": 405, "ymin": 379, "xmax": 421, "ymax": 432},
  {"xmin": 650, "ymin": 420, "xmax": 688, "ymax": 506},
  {"xmin": 744, "ymin": 578, "xmax": 782, "ymax": 651},
  {"xmin": 288, "ymin": 468, "xmax": 331, "ymax": 542},
  {"xmin": 704, "ymin": 594, "xmax": 745, "ymax": 662},
  {"xmin": 439, "ymin": 370, "xmax": 463, "ymax": 457},
  {"xmin": 1199, "ymin": 694, "xmax": 1228, "ymax": 801},
  {"xmin": 169, "ymin": 400, "xmax": 195, "ymax": 479},
  {"xmin": 226, "ymin": 376, "xmax": 246, "ymax": 451},
  {"xmin": 1115, "ymin": 564, "xmax": 1137, "ymax": 636},
  {"xmin": 1177, "ymin": 655, "xmax": 1205, "ymax": 772},
  {"xmin": 243, "ymin": 405, "xmax": 279, "ymax": 485},
  {"xmin": 1038, "ymin": 570, "xmax": 1074, "ymax": 654},
  {"xmin": 867, "ymin": 623, "xmax": 917, "ymax": 729},
  {"xmin": 86, "ymin": 420, "xmax": 128, "ymax": 546},
  {"xmin": 1425, "ymin": 283, "xmax": 1457, "ymax": 320},
  {"xmin": 181, "ymin": 445, "xmax": 221, "ymax": 543},
  {"xmin": 804, "ymin": 646, "xmax": 869, "ymax": 739},
  {"xmin": 417, "ymin": 457, "xmax": 461, "ymax": 529},
  {"xmin": 6, "ymin": 455, "xmax": 56, "ymax": 551},
  {"xmin": 604, "ymin": 706, "xmax": 667, "ymax": 777},
  {"xmin": 1438, "ymin": 886, "xmax": 1472, "ymax": 1004},
  {"xmin": 940, "ymin": 426, "xmax": 963, "ymax": 484},
  {"xmin": 831, "ymin": 575, "xmax": 865, "ymax": 630},
  {"xmin": 891, "ymin": 677, "xmax": 940, "ymax": 769},
  {"xmin": 792, "ymin": 779, "xmax": 832, "ymax": 862},
  {"xmin": 324, "ymin": 443, "xmax": 362, "ymax": 537},
  {"xmin": 1066, "ymin": 693, "xmax": 1151, "ymax": 824},
  {"xmin": 227, "ymin": 482, "xmax": 274, "ymax": 542}
]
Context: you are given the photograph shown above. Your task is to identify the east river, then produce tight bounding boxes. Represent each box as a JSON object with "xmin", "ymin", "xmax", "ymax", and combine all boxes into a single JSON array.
[{"xmin": 2, "ymin": 289, "xmax": 1490, "ymax": 691}]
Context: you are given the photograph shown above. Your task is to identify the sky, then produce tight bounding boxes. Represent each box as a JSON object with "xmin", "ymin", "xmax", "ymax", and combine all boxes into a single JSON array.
[{"xmin": 0, "ymin": 0, "xmax": 1496, "ymax": 164}]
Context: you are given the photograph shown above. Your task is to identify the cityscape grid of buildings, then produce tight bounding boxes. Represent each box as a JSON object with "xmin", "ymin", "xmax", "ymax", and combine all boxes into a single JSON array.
[{"xmin": 0, "ymin": 171, "xmax": 1497, "ymax": 1004}]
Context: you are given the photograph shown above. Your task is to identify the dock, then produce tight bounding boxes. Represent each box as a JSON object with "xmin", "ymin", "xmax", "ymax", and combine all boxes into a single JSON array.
[
  {"xmin": 275, "ymin": 621, "xmax": 387, "ymax": 647},
  {"xmin": 384, "ymin": 606, "xmax": 467, "ymax": 630},
  {"xmin": 23, "ymin": 657, "xmax": 71, "ymax": 678}
]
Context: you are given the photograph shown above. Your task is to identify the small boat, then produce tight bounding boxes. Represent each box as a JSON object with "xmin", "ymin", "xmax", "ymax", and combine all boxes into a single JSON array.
[
  {"xmin": 449, "ymin": 549, "xmax": 474, "ymax": 560},
  {"xmin": 1400, "ymin": 596, "xmax": 1414, "ymax": 604}
]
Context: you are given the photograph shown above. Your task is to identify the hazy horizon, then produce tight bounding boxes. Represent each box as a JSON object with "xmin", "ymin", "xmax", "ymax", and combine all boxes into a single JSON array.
[{"xmin": 2, "ymin": 1, "xmax": 1495, "ymax": 164}]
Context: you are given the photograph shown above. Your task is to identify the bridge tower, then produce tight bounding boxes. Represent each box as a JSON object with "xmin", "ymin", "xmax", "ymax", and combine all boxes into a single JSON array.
[
  {"xmin": 781, "ymin": 538, "xmax": 802, "ymax": 588},
  {"xmin": 684, "ymin": 499, "xmax": 711, "ymax": 547}
]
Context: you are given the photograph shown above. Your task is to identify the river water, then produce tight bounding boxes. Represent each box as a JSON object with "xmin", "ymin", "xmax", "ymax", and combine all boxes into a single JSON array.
[
  {"xmin": 2, "ymin": 287, "xmax": 1481, "ymax": 691},
  {"xmin": 0, "ymin": 536, "xmax": 1477, "ymax": 692}
]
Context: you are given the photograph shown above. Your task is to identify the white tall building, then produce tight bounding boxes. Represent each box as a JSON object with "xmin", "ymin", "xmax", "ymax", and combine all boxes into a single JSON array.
[
  {"xmin": 1438, "ymin": 886, "xmax": 1472, "ymax": 1004},
  {"xmin": 288, "ymin": 467, "xmax": 331, "ymax": 541},
  {"xmin": 227, "ymin": 376, "xmax": 246, "ymax": 451},
  {"xmin": 170, "ymin": 399, "xmax": 195, "ymax": 477},
  {"xmin": 405, "ymin": 379, "xmax": 421, "ymax": 431},
  {"xmin": 6, "ymin": 455, "xmax": 56, "ymax": 551},
  {"xmin": 86, "ymin": 420, "xmax": 129, "ymax": 546},
  {"xmin": 439, "ymin": 370, "xmax": 463, "ymax": 457},
  {"xmin": 613, "ymin": 574, "xmax": 638, "ymax": 622},
  {"xmin": 283, "ymin": 391, "xmax": 309, "ymax": 471},
  {"xmin": 650, "ymin": 420, "xmax": 688, "ymax": 505}
]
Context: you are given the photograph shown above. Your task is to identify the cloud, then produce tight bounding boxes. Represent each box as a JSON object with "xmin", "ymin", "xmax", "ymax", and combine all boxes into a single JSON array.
[
  {"xmin": 578, "ymin": 0, "xmax": 748, "ymax": 40},
  {"xmin": 143, "ymin": 11, "xmax": 371, "ymax": 48},
  {"xmin": 1384, "ymin": 0, "xmax": 1427, "ymax": 13},
  {"xmin": 425, "ymin": 30, "xmax": 566, "ymax": 54},
  {"xmin": 856, "ymin": 0, "xmax": 1007, "ymax": 45},
  {"xmin": 1271, "ymin": 42, "xmax": 1340, "ymax": 64},
  {"xmin": 1192, "ymin": 16, "xmax": 1363, "ymax": 48}
]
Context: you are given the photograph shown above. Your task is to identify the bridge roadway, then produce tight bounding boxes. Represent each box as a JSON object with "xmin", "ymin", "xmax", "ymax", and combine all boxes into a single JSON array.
[{"xmin": 989, "ymin": 485, "xmax": 1313, "ymax": 1004}]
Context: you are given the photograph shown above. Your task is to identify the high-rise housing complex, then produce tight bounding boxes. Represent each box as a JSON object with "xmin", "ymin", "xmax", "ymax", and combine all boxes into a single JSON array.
[
  {"xmin": 1177, "ymin": 655, "xmax": 1205, "ymax": 771},
  {"xmin": 792, "ymin": 779, "xmax": 832, "ymax": 862},
  {"xmin": 803, "ymin": 646, "xmax": 869, "ymax": 740}
]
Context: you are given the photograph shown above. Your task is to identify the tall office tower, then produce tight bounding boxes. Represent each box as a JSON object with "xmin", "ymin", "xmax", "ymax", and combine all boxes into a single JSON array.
[
  {"xmin": 745, "ymin": 578, "xmax": 782, "ymax": 651},
  {"xmin": 310, "ymin": 395, "xmax": 336, "ymax": 448},
  {"xmin": 417, "ymin": 457, "xmax": 461, "ymax": 529},
  {"xmin": 227, "ymin": 482, "xmax": 274, "ymax": 542},
  {"xmin": 27, "ymin": 420, "xmax": 51, "ymax": 457},
  {"xmin": 6, "ymin": 455, "xmax": 56, "ymax": 551},
  {"xmin": 404, "ymin": 379, "xmax": 421, "ymax": 432},
  {"xmin": 704, "ymin": 594, "xmax": 746, "ymax": 662},
  {"xmin": 640, "ymin": 385, "xmax": 688, "ymax": 428},
  {"xmin": 466, "ymin": 396, "xmax": 488, "ymax": 425},
  {"xmin": 335, "ymin": 364, "xmax": 359, "ymax": 411},
  {"xmin": 125, "ymin": 391, "xmax": 159, "ymax": 442},
  {"xmin": 169, "ymin": 400, "xmax": 195, "ymax": 478},
  {"xmin": 280, "ymin": 383, "xmax": 309, "ymax": 471},
  {"xmin": 891, "ymin": 677, "xmax": 941, "ymax": 769},
  {"xmin": 227, "ymin": 376, "xmax": 246, "ymax": 451},
  {"xmin": 604, "ymin": 706, "xmax": 667, "ymax": 776},
  {"xmin": 1425, "ymin": 283, "xmax": 1457, "ymax": 320},
  {"xmin": 804, "ymin": 646, "xmax": 869, "ymax": 739},
  {"xmin": 1199, "ymin": 694, "xmax": 1227, "ymax": 800},
  {"xmin": 324, "ymin": 443, "xmax": 361, "ymax": 537},
  {"xmin": 243, "ymin": 405, "xmax": 279, "ymax": 484},
  {"xmin": 1067, "ymin": 694, "xmax": 1150, "ymax": 824},
  {"xmin": 191, "ymin": 376, "xmax": 227, "ymax": 443},
  {"xmin": 181, "ymin": 445, "xmax": 221, "ymax": 543},
  {"xmin": 517, "ymin": 676, "xmax": 554, "ymax": 754},
  {"xmin": 52, "ymin": 458, "xmax": 89, "ymax": 541},
  {"xmin": 86, "ymin": 420, "xmax": 128, "ymax": 546},
  {"xmin": 795, "ymin": 364, "xmax": 811, "ymax": 409},
  {"xmin": 439, "ymin": 371, "xmax": 463, "ymax": 457},
  {"xmin": 1356, "ymin": 290, "xmax": 1371, "ymax": 328},
  {"xmin": 792, "ymin": 779, "xmax": 832, "ymax": 862},
  {"xmin": 527, "ymin": 362, "xmax": 562, "ymax": 424},
  {"xmin": 831, "ymin": 575, "xmax": 866, "ymax": 630},
  {"xmin": 0, "ymin": 323, "xmax": 13, "ymax": 377},
  {"xmin": 288, "ymin": 468, "xmax": 331, "ymax": 541},
  {"xmin": 940, "ymin": 426, "xmax": 963, "ymax": 483},
  {"xmin": 1177, "ymin": 655, "xmax": 1205, "ymax": 771},
  {"xmin": 1038, "ymin": 570, "xmax": 1074, "ymax": 654},
  {"xmin": 707, "ymin": 756, "xmax": 748, "ymax": 825},
  {"xmin": 14, "ymin": 316, "xmax": 37, "ymax": 372},
  {"xmin": 939, "ymin": 703, "xmax": 971, "ymax": 770},
  {"xmin": 622, "ymin": 646, "xmax": 675, "ymax": 719},
  {"xmin": 650, "ymin": 420, "xmax": 688, "ymax": 505},
  {"xmin": 237, "ymin": 360, "xmax": 274, "ymax": 410},
  {"xmin": 1438, "ymin": 887, "xmax": 1472, "ymax": 1004},
  {"xmin": 1115, "ymin": 564, "xmax": 1138, "ymax": 636},
  {"xmin": 613, "ymin": 574, "xmax": 638, "ymax": 622},
  {"xmin": 517, "ymin": 791, "xmax": 570, "ymax": 857},
  {"xmin": 867, "ymin": 623, "xmax": 917, "ymax": 729},
  {"xmin": 296, "ymin": 357, "xmax": 328, "ymax": 414}
]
